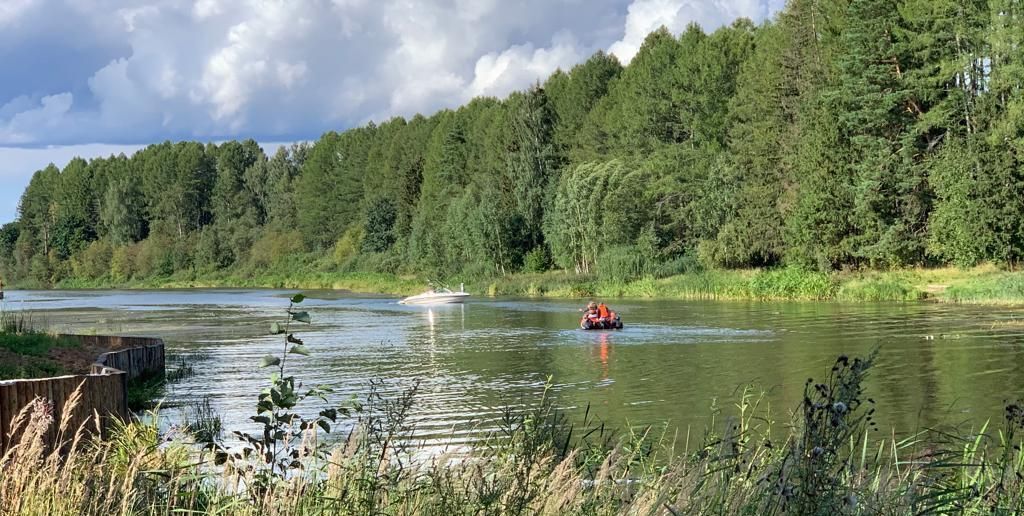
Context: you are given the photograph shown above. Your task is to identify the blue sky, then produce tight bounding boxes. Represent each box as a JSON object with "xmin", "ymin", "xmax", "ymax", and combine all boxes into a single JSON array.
[{"xmin": 0, "ymin": 0, "xmax": 785, "ymax": 225}]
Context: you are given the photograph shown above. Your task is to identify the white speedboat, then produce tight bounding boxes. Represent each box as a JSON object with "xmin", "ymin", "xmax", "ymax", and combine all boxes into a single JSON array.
[{"xmin": 399, "ymin": 284, "xmax": 470, "ymax": 305}]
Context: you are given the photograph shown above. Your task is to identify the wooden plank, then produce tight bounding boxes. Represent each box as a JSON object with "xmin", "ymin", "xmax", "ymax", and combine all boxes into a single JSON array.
[
  {"xmin": 94, "ymin": 377, "xmax": 106, "ymax": 439},
  {"xmin": 119, "ymin": 372, "xmax": 128, "ymax": 419},
  {"xmin": 11, "ymin": 382, "xmax": 26, "ymax": 448},
  {"xmin": 45, "ymin": 379, "xmax": 55, "ymax": 451},
  {"xmin": 1, "ymin": 384, "xmax": 11, "ymax": 453},
  {"xmin": 68, "ymin": 378, "xmax": 85, "ymax": 439},
  {"xmin": 74, "ymin": 377, "xmax": 88, "ymax": 441},
  {"xmin": 4, "ymin": 385, "xmax": 13, "ymax": 452},
  {"xmin": 86, "ymin": 376, "xmax": 99, "ymax": 434},
  {"xmin": 15, "ymin": 381, "xmax": 27, "ymax": 420},
  {"xmin": 52, "ymin": 378, "xmax": 66, "ymax": 446}
]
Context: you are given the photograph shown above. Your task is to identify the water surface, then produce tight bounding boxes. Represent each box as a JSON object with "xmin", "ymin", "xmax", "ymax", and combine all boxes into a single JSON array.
[{"xmin": 4, "ymin": 289, "xmax": 1023, "ymax": 447}]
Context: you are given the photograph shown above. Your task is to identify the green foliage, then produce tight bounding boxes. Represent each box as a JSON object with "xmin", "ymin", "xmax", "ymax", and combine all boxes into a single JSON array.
[
  {"xmin": 248, "ymin": 230, "xmax": 304, "ymax": 269},
  {"xmin": 109, "ymin": 245, "xmax": 136, "ymax": 283},
  {"xmin": 100, "ymin": 174, "xmax": 147, "ymax": 245},
  {"xmin": 6, "ymin": 3, "xmax": 1024, "ymax": 286},
  {"xmin": 522, "ymin": 246, "xmax": 551, "ymax": 273},
  {"xmin": 0, "ymin": 222, "xmax": 19, "ymax": 278},
  {"xmin": 746, "ymin": 266, "xmax": 837, "ymax": 300},
  {"xmin": 837, "ymin": 276, "xmax": 921, "ymax": 302},
  {"xmin": 70, "ymin": 240, "xmax": 113, "ymax": 280},
  {"xmin": 211, "ymin": 295, "xmax": 353, "ymax": 491},
  {"xmin": 595, "ymin": 245, "xmax": 647, "ymax": 283},
  {"xmin": 945, "ymin": 272, "xmax": 1024, "ymax": 304},
  {"xmin": 0, "ymin": 329, "xmax": 79, "ymax": 380},
  {"xmin": 545, "ymin": 160, "xmax": 649, "ymax": 274},
  {"xmin": 362, "ymin": 198, "xmax": 397, "ymax": 253}
]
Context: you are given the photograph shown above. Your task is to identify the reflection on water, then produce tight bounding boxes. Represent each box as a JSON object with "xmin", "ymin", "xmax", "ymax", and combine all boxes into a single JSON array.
[{"xmin": 4, "ymin": 289, "xmax": 1024, "ymax": 447}]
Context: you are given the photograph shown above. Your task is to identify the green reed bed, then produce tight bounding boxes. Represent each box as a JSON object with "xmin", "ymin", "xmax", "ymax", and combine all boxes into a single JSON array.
[
  {"xmin": 944, "ymin": 272, "xmax": 1024, "ymax": 305},
  {"xmin": 39, "ymin": 253, "xmax": 1024, "ymax": 305},
  {"xmin": 835, "ymin": 275, "xmax": 922, "ymax": 302}
]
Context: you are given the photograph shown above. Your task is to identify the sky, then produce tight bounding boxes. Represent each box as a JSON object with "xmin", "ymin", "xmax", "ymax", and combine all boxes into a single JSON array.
[{"xmin": 0, "ymin": 0, "xmax": 786, "ymax": 224}]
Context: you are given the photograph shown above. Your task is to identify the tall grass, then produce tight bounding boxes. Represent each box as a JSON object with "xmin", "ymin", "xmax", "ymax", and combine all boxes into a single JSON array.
[
  {"xmin": 0, "ymin": 312, "xmax": 80, "ymax": 381},
  {"xmin": 2, "ymin": 352, "xmax": 1023, "ymax": 515},
  {"xmin": 41, "ymin": 252, "xmax": 1024, "ymax": 305},
  {"xmin": 944, "ymin": 271, "xmax": 1024, "ymax": 305},
  {"xmin": 0, "ymin": 308, "xmax": 35, "ymax": 335}
]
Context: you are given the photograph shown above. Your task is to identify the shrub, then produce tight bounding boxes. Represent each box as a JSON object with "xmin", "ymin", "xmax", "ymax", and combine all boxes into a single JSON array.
[
  {"xmin": 193, "ymin": 228, "xmax": 230, "ymax": 273},
  {"xmin": 110, "ymin": 245, "xmax": 136, "ymax": 282},
  {"xmin": 332, "ymin": 226, "xmax": 365, "ymax": 266},
  {"xmin": 250, "ymin": 230, "xmax": 304, "ymax": 269},
  {"xmin": 70, "ymin": 240, "xmax": 113, "ymax": 280},
  {"xmin": 652, "ymin": 254, "xmax": 704, "ymax": 278},
  {"xmin": 522, "ymin": 246, "xmax": 551, "ymax": 273},
  {"xmin": 133, "ymin": 235, "xmax": 176, "ymax": 278},
  {"xmin": 596, "ymin": 245, "xmax": 646, "ymax": 283}
]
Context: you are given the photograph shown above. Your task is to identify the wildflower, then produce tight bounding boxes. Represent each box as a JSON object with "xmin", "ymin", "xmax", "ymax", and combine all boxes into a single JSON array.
[
  {"xmin": 811, "ymin": 446, "xmax": 824, "ymax": 457},
  {"xmin": 832, "ymin": 401, "xmax": 847, "ymax": 414}
]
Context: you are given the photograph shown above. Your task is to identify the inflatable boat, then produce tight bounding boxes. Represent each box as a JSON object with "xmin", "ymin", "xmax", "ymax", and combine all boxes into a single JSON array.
[{"xmin": 580, "ymin": 313, "xmax": 623, "ymax": 330}]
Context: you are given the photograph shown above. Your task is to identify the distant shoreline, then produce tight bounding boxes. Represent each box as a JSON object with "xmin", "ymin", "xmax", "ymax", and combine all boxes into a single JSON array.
[{"xmin": 7, "ymin": 265, "xmax": 1022, "ymax": 306}]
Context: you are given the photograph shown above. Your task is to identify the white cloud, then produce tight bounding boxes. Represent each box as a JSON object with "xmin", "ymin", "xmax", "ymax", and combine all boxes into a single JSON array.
[
  {"xmin": 0, "ymin": 0, "xmax": 37, "ymax": 27},
  {"xmin": 0, "ymin": 93, "xmax": 73, "ymax": 145},
  {"xmin": 0, "ymin": 0, "xmax": 782, "ymax": 147},
  {"xmin": 609, "ymin": 0, "xmax": 776, "ymax": 63},
  {"xmin": 468, "ymin": 33, "xmax": 583, "ymax": 99}
]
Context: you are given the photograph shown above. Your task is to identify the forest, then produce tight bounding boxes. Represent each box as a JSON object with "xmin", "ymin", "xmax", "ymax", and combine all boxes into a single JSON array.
[{"xmin": 2, "ymin": 0, "xmax": 1023, "ymax": 288}]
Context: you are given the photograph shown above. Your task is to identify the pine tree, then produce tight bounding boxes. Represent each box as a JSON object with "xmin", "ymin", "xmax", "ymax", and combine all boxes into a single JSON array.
[
  {"xmin": 829, "ymin": 0, "xmax": 919, "ymax": 266},
  {"xmin": 713, "ymin": 23, "xmax": 791, "ymax": 267}
]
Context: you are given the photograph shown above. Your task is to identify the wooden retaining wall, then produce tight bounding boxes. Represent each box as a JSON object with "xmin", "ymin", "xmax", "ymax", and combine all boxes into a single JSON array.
[
  {"xmin": 65, "ymin": 335, "xmax": 166, "ymax": 381},
  {"xmin": 0, "ymin": 372, "xmax": 127, "ymax": 453},
  {"xmin": 0, "ymin": 336, "xmax": 165, "ymax": 455}
]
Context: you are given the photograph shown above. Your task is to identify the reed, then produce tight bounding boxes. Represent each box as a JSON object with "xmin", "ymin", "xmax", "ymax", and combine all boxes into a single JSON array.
[{"xmin": 2, "ymin": 351, "xmax": 1022, "ymax": 515}]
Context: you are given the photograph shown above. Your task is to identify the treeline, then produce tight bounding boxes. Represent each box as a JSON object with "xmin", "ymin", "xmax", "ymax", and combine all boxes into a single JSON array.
[{"xmin": 2, "ymin": 0, "xmax": 1024, "ymax": 287}]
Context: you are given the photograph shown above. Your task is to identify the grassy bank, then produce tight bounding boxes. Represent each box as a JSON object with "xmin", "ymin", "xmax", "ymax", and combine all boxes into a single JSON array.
[
  {"xmin": 2, "ymin": 351, "xmax": 1022, "ymax": 514},
  {"xmin": 55, "ymin": 267, "xmax": 423, "ymax": 296},
  {"xmin": 0, "ymin": 310, "xmax": 80, "ymax": 379},
  {"xmin": 33, "ymin": 261, "xmax": 1024, "ymax": 305},
  {"xmin": 485, "ymin": 264, "xmax": 1023, "ymax": 304},
  {"xmin": 0, "ymin": 331, "xmax": 81, "ymax": 380}
]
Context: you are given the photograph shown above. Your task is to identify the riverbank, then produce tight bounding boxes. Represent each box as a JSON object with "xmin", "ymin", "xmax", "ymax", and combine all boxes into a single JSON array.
[
  {"xmin": 488, "ymin": 264, "xmax": 1024, "ymax": 304},
  {"xmin": 0, "ymin": 310, "xmax": 168, "ymax": 410},
  {"xmin": 0, "ymin": 331, "xmax": 83, "ymax": 380},
  {"xmin": 33, "ymin": 263, "xmax": 1024, "ymax": 306}
]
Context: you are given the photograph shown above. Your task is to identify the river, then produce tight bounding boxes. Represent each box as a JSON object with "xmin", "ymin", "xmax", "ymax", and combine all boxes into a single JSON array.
[{"xmin": 3, "ymin": 289, "xmax": 1023, "ymax": 448}]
